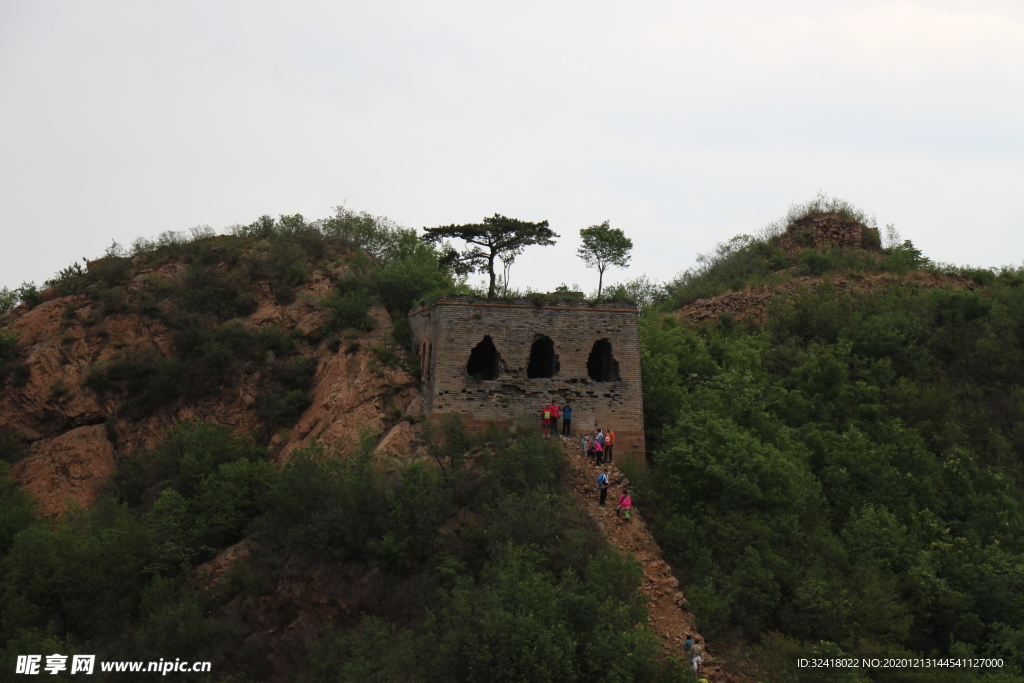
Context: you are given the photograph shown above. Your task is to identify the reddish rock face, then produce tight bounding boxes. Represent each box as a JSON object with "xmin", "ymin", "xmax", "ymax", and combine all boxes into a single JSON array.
[
  {"xmin": 9, "ymin": 424, "xmax": 116, "ymax": 514},
  {"xmin": 2, "ymin": 267, "xmax": 423, "ymax": 516}
]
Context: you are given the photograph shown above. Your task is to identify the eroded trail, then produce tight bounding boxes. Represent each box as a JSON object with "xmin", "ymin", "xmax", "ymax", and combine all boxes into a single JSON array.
[{"xmin": 562, "ymin": 438, "xmax": 753, "ymax": 683}]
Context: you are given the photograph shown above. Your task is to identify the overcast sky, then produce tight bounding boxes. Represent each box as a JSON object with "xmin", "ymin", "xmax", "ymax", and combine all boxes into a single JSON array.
[{"xmin": 2, "ymin": 0, "xmax": 1022, "ymax": 296}]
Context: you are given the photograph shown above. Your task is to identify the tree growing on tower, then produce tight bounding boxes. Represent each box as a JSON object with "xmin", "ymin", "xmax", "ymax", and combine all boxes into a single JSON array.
[
  {"xmin": 422, "ymin": 214, "xmax": 558, "ymax": 299},
  {"xmin": 578, "ymin": 221, "xmax": 633, "ymax": 298}
]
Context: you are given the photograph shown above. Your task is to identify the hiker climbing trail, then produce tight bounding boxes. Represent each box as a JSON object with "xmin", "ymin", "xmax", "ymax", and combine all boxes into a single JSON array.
[{"xmin": 561, "ymin": 437, "xmax": 754, "ymax": 683}]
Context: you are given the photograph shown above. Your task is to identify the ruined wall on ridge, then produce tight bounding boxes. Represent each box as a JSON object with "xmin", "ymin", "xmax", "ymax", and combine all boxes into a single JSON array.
[
  {"xmin": 409, "ymin": 296, "xmax": 645, "ymax": 461},
  {"xmin": 777, "ymin": 214, "xmax": 879, "ymax": 257}
]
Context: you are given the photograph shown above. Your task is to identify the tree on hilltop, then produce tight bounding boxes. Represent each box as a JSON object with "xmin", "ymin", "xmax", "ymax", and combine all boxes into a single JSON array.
[
  {"xmin": 578, "ymin": 221, "xmax": 632, "ymax": 298},
  {"xmin": 422, "ymin": 215, "xmax": 558, "ymax": 299}
]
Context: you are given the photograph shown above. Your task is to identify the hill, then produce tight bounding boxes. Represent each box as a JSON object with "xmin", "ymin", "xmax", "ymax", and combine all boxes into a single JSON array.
[
  {"xmin": 0, "ymin": 211, "xmax": 703, "ymax": 682},
  {"xmin": 0, "ymin": 213, "xmax": 446, "ymax": 515},
  {"xmin": 636, "ymin": 198, "xmax": 1024, "ymax": 680},
  {"xmin": 4, "ymin": 197, "xmax": 1024, "ymax": 681}
]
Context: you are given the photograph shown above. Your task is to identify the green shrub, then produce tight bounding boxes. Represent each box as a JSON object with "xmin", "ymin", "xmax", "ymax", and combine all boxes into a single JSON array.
[
  {"xmin": 0, "ymin": 462, "xmax": 36, "ymax": 554},
  {"xmin": 371, "ymin": 234, "xmax": 463, "ymax": 315},
  {"xmin": 0, "ymin": 287, "xmax": 18, "ymax": 315},
  {"xmin": 87, "ymin": 255, "xmax": 133, "ymax": 286},
  {"xmin": 0, "ymin": 330, "xmax": 20, "ymax": 383},
  {"xmin": 179, "ymin": 263, "xmax": 257, "ymax": 320},
  {"xmin": 861, "ymin": 225, "xmax": 882, "ymax": 250},
  {"xmin": 14, "ymin": 282, "xmax": 41, "ymax": 310},
  {"xmin": 86, "ymin": 346, "xmax": 181, "ymax": 418},
  {"xmin": 1, "ymin": 498, "xmax": 159, "ymax": 639},
  {"xmin": 257, "ymin": 388, "xmax": 312, "ymax": 427},
  {"xmin": 89, "ymin": 323, "xmax": 300, "ymax": 419},
  {"xmin": 133, "ymin": 275, "xmax": 175, "ymax": 318},
  {"xmin": 256, "ymin": 355, "xmax": 315, "ymax": 428},
  {"xmin": 0, "ymin": 430, "xmax": 29, "ymax": 464},
  {"xmin": 95, "ymin": 284, "xmax": 130, "ymax": 318},
  {"xmin": 248, "ymin": 241, "xmax": 311, "ymax": 304},
  {"xmin": 129, "ymin": 576, "xmax": 230, "ymax": 663},
  {"xmin": 481, "ymin": 432, "xmax": 564, "ymax": 498},
  {"xmin": 45, "ymin": 261, "xmax": 89, "ymax": 297},
  {"xmin": 304, "ymin": 617, "xmax": 417, "ymax": 683},
  {"xmin": 800, "ymin": 250, "xmax": 831, "ymax": 276},
  {"xmin": 112, "ymin": 422, "xmax": 269, "ymax": 510},
  {"xmin": 111, "ymin": 423, "xmax": 273, "ymax": 565},
  {"xmin": 421, "ymin": 545, "xmax": 668, "ymax": 683},
  {"xmin": 260, "ymin": 440, "xmax": 390, "ymax": 562},
  {"xmin": 882, "ymin": 239, "xmax": 930, "ymax": 272},
  {"xmin": 321, "ymin": 285, "xmax": 375, "ymax": 334}
]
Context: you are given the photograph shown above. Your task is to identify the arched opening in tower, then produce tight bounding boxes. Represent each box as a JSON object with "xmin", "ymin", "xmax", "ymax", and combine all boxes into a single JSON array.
[
  {"xmin": 527, "ymin": 335, "xmax": 559, "ymax": 378},
  {"xmin": 587, "ymin": 339, "xmax": 620, "ymax": 381},
  {"xmin": 466, "ymin": 336, "xmax": 500, "ymax": 380}
]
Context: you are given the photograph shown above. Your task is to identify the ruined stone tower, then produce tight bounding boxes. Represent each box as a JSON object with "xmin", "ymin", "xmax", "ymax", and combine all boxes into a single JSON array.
[{"xmin": 409, "ymin": 295, "xmax": 645, "ymax": 462}]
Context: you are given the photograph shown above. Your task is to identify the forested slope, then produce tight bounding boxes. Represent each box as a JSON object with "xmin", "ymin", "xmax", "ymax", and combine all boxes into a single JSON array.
[
  {"xmin": 4, "ymin": 197, "xmax": 1024, "ymax": 682},
  {"xmin": 636, "ymin": 200, "xmax": 1024, "ymax": 681},
  {"xmin": 0, "ymin": 210, "xmax": 692, "ymax": 682}
]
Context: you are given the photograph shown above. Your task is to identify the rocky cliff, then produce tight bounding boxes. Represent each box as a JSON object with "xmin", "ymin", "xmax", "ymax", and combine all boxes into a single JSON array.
[{"xmin": 1, "ymin": 250, "xmax": 423, "ymax": 516}]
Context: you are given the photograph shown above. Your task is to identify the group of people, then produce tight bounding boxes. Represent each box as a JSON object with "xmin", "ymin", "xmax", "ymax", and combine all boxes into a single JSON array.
[
  {"xmin": 582, "ymin": 428, "xmax": 615, "ymax": 464},
  {"xmin": 540, "ymin": 400, "xmax": 572, "ymax": 437},
  {"xmin": 539, "ymin": 403, "xmax": 620, "ymax": 468}
]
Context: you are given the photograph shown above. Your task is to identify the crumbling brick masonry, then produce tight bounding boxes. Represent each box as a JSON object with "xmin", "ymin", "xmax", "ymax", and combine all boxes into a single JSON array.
[{"xmin": 409, "ymin": 296, "xmax": 645, "ymax": 462}]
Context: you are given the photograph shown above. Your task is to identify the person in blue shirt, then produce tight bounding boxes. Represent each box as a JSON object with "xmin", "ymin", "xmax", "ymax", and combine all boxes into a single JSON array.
[
  {"xmin": 561, "ymin": 401, "xmax": 573, "ymax": 436},
  {"xmin": 597, "ymin": 467, "xmax": 610, "ymax": 506}
]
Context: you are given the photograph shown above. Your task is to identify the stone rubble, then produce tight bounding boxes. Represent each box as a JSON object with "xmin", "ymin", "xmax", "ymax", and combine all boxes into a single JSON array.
[{"xmin": 562, "ymin": 437, "xmax": 755, "ymax": 682}]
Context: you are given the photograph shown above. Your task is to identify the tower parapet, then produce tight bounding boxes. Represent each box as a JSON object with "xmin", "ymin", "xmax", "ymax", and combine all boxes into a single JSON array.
[{"xmin": 409, "ymin": 295, "xmax": 645, "ymax": 462}]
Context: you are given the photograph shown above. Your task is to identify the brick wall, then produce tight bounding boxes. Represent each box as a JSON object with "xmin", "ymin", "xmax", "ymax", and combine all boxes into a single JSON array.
[{"xmin": 409, "ymin": 296, "xmax": 646, "ymax": 463}]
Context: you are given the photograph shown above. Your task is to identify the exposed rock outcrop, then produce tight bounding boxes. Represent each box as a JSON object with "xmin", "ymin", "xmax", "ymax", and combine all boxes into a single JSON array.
[{"xmin": 1, "ymin": 269, "xmax": 423, "ymax": 515}]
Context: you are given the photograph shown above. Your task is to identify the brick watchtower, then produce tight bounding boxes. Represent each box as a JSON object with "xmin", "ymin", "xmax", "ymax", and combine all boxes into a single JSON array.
[{"xmin": 408, "ymin": 295, "xmax": 645, "ymax": 462}]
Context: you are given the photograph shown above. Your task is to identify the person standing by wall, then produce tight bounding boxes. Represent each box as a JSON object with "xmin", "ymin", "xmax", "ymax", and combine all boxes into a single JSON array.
[
  {"xmin": 561, "ymin": 401, "xmax": 573, "ymax": 436},
  {"xmin": 595, "ymin": 429, "xmax": 605, "ymax": 463},
  {"xmin": 541, "ymin": 404, "xmax": 551, "ymax": 437},
  {"xmin": 550, "ymin": 401, "xmax": 561, "ymax": 436},
  {"xmin": 604, "ymin": 428, "xmax": 615, "ymax": 463}
]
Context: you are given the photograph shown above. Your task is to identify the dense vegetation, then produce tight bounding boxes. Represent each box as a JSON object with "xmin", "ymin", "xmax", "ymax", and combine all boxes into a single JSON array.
[
  {"xmin": 6, "ymin": 196, "xmax": 1024, "ymax": 681},
  {"xmin": 0, "ymin": 420, "xmax": 685, "ymax": 682},
  {"xmin": 1, "ymin": 208, "xmax": 468, "ymax": 431},
  {"xmin": 633, "ymin": 201, "xmax": 1024, "ymax": 681}
]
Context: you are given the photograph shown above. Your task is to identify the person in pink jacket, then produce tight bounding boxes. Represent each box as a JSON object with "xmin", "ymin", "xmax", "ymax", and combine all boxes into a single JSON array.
[{"xmin": 616, "ymin": 489, "xmax": 632, "ymax": 521}]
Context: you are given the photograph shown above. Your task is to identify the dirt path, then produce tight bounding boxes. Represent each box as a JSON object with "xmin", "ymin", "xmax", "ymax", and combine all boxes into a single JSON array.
[{"xmin": 562, "ymin": 437, "xmax": 754, "ymax": 682}]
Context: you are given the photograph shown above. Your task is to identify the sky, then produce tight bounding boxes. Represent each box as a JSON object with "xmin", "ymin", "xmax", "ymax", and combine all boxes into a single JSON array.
[{"xmin": 2, "ymin": 0, "xmax": 1022, "ymax": 296}]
